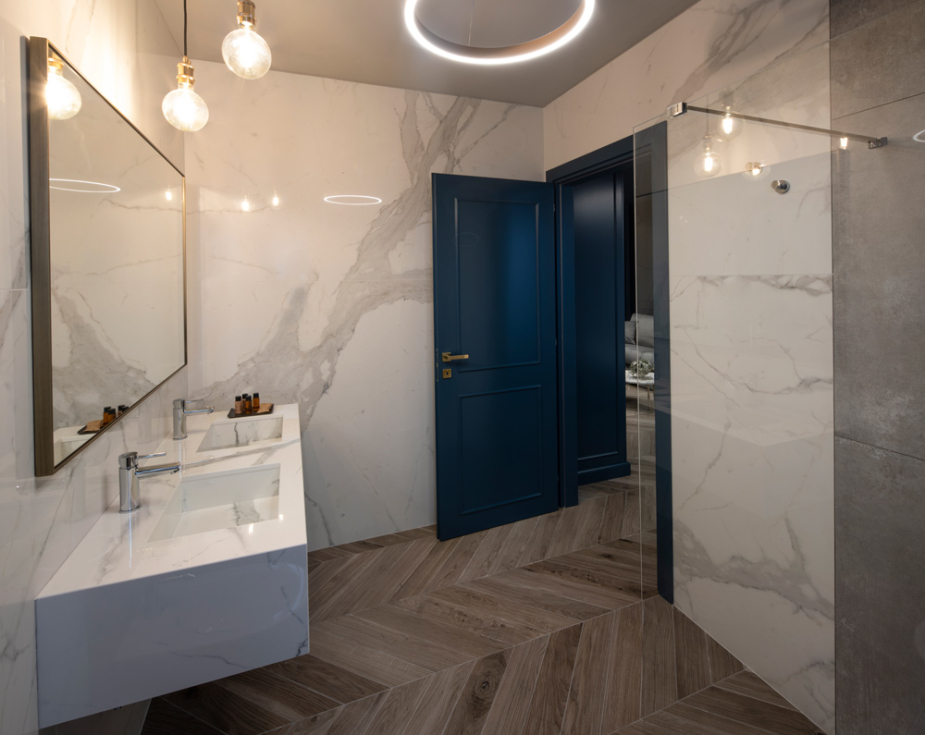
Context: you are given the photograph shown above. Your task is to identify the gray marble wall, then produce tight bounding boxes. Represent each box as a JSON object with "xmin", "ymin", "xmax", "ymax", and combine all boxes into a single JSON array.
[
  {"xmin": 829, "ymin": 1, "xmax": 925, "ymax": 732},
  {"xmin": 0, "ymin": 4, "xmax": 185, "ymax": 734}
]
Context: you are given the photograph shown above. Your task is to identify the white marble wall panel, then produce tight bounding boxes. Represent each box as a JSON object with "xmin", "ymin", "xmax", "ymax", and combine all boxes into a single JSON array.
[
  {"xmin": 544, "ymin": 0, "xmax": 830, "ymax": 169},
  {"xmin": 667, "ymin": 66, "xmax": 835, "ymax": 731},
  {"xmin": 0, "ymin": 3, "xmax": 184, "ymax": 733},
  {"xmin": 184, "ymin": 63, "xmax": 544, "ymax": 550}
]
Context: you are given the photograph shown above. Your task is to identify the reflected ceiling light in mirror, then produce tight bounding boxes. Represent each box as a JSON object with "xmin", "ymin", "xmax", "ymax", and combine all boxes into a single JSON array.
[
  {"xmin": 46, "ymin": 58, "xmax": 81, "ymax": 120},
  {"xmin": 323, "ymin": 195, "xmax": 383, "ymax": 205},
  {"xmin": 223, "ymin": 1, "xmax": 272, "ymax": 79},
  {"xmin": 403, "ymin": 0, "xmax": 595, "ymax": 65},
  {"xmin": 163, "ymin": 1, "xmax": 209, "ymax": 132},
  {"xmin": 694, "ymin": 135, "xmax": 722, "ymax": 178},
  {"xmin": 49, "ymin": 178, "xmax": 120, "ymax": 194}
]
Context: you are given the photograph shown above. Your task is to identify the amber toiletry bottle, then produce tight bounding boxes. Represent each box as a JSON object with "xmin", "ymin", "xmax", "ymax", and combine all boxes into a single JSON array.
[
  {"xmin": 102, "ymin": 407, "xmax": 113, "ymax": 426},
  {"xmin": 252, "ymin": 392, "xmax": 260, "ymax": 413},
  {"xmin": 244, "ymin": 394, "xmax": 252, "ymax": 414},
  {"xmin": 235, "ymin": 395, "xmax": 243, "ymax": 415}
]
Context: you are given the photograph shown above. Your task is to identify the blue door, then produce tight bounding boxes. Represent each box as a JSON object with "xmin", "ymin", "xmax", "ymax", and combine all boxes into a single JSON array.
[{"xmin": 433, "ymin": 173, "xmax": 559, "ymax": 540}]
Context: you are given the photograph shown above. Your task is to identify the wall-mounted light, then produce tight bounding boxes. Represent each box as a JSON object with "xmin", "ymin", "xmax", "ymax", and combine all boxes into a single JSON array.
[
  {"xmin": 241, "ymin": 196, "xmax": 251, "ymax": 212},
  {"xmin": 323, "ymin": 195, "xmax": 383, "ymax": 205},
  {"xmin": 694, "ymin": 136, "xmax": 722, "ymax": 178},
  {"xmin": 166, "ymin": 190, "xmax": 174, "ymax": 201},
  {"xmin": 403, "ymin": 0, "xmax": 595, "ymax": 66},
  {"xmin": 46, "ymin": 58, "xmax": 81, "ymax": 120},
  {"xmin": 839, "ymin": 137, "xmax": 849, "ymax": 150},
  {"xmin": 271, "ymin": 194, "xmax": 280, "ymax": 207},
  {"xmin": 743, "ymin": 161, "xmax": 769, "ymax": 180},
  {"xmin": 163, "ymin": 1, "xmax": 209, "ymax": 132},
  {"xmin": 223, "ymin": 1, "xmax": 272, "ymax": 79}
]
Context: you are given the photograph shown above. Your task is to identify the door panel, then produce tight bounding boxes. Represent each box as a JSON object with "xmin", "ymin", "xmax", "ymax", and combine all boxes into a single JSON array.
[
  {"xmin": 433, "ymin": 173, "xmax": 558, "ymax": 541},
  {"xmin": 572, "ymin": 165, "xmax": 631, "ymax": 484}
]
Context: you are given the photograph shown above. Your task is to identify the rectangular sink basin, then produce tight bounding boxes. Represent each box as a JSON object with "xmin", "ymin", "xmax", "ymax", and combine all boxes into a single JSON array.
[
  {"xmin": 149, "ymin": 464, "xmax": 281, "ymax": 542},
  {"xmin": 197, "ymin": 415, "xmax": 284, "ymax": 452}
]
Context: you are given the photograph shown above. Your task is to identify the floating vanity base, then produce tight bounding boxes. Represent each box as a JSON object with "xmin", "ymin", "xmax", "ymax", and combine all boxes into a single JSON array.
[{"xmin": 35, "ymin": 405, "xmax": 309, "ymax": 728}]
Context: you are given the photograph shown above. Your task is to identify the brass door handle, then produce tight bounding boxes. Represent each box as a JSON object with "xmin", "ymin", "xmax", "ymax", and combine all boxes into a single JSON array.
[{"xmin": 442, "ymin": 352, "xmax": 470, "ymax": 363}]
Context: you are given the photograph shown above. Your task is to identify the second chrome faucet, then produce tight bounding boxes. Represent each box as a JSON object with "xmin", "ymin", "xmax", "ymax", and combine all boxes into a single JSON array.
[{"xmin": 172, "ymin": 398, "xmax": 214, "ymax": 440}]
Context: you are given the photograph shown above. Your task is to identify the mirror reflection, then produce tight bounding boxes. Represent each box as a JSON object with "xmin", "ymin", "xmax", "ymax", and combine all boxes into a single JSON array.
[{"xmin": 45, "ymin": 51, "xmax": 185, "ymax": 467}]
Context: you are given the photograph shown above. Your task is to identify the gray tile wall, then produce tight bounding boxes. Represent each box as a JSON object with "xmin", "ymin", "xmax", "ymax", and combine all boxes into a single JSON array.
[{"xmin": 830, "ymin": 2, "xmax": 925, "ymax": 732}]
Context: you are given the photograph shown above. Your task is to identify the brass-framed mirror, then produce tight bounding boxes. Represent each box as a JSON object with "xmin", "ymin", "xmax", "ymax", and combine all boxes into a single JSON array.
[{"xmin": 28, "ymin": 37, "xmax": 187, "ymax": 476}]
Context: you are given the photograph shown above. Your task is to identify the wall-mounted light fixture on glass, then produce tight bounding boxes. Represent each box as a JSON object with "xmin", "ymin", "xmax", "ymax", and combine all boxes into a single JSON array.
[
  {"xmin": 694, "ymin": 136, "xmax": 722, "ymax": 178},
  {"xmin": 743, "ymin": 161, "xmax": 769, "ymax": 180},
  {"xmin": 223, "ymin": 1, "xmax": 272, "ymax": 79},
  {"xmin": 716, "ymin": 106, "xmax": 742, "ymax": 141},
  {"xmin": 46, "ymin": 58, "xmax": 81, "ymax": 120},
  {"xmin": 163, "ymin": 0, "xmax": 209, "ymax": 132}
]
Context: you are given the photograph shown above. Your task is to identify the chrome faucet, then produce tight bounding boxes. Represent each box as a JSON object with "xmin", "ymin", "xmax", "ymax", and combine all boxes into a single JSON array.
[
  {"xmin": 118, "ymin": 451, "xmax": 180, "ymax": 513},
  {"xmin": 173, "ymin": 398, "xmax": 214, "ymax": 440}
]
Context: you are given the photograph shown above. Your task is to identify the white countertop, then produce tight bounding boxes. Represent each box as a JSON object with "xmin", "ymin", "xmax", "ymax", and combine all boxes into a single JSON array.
[{"xmin": 39, "ymin": 403, "xmax": 307, "ymax": 598}]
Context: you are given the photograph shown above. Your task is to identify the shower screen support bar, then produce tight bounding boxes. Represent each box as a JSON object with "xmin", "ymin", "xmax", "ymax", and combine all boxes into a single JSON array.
[{"xmin": 667, "ymin": 102, "xmax": 888, "ymax": 149}]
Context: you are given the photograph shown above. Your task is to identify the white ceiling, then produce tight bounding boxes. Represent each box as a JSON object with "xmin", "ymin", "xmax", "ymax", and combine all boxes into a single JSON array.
[{"xmin": 154, "ymin": 0, "xmax": 700, "ymax": 107}]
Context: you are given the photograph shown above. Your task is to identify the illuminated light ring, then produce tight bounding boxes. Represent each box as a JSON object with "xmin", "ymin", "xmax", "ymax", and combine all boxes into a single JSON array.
[
  {"xmin": 323, "ymin": 195, "xmax": 383, "ymax": 205},
  {"xmin": 49, "ymin": 178, "xmax": 121, "ymax": 194},
  {"xmin": 403, "ymin": 0, "xmax": 595, "ymax": 66},
  {"xmin": 913, "ymin": 129, "xmax": 925, "ymax": 143}
]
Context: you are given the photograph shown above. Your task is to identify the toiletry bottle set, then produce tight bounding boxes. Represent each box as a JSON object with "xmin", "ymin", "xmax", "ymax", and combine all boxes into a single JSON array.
[{"xmin": 234, "ymin": 392, "xmax": 261, "ymax": 416}]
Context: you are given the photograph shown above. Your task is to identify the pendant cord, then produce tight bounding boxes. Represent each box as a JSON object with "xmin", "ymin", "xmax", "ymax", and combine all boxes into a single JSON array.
[{"xmin": 183, "ymin": 0, "xmax": 188, "ymax": 57}]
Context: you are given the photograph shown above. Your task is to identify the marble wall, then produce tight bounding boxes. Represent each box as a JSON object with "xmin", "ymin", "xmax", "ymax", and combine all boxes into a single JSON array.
[
  {"xmin": 543, "ymin": 0, "xmax": 830, "ymax": 169},
  {"xmin": 545, "ymin": 0, "xmax": 836, "ymax": 731},
  {"xmin": 183, "ymin": 63, "xmax": 544, "ymax": 551},
  {"xmin": 0, "ymin": 3, "xmax": 185, "ymax": 734},
  {"xmin": 829, "ymin": 1, "xmax": 925, "ymax": 732}
]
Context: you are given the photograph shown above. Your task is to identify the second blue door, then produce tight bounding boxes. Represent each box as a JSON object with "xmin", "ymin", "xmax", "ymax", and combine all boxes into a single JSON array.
[{"xmin": 433, "ymin": 173, "xmax": 559, "ymax": 540}]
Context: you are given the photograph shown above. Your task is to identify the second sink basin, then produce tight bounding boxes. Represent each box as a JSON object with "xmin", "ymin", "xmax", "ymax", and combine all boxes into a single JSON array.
[
  {"xmin": 197, "ymin": 415, "xmax": 284, "ymax": 452},
  {"xmin": 149, "ymin": 464, "xmax": 281, "ymax": 542}
]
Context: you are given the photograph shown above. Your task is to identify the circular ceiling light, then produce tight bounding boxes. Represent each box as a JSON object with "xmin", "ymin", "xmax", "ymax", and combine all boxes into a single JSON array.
[
  {"xmin": 323, "ymin": 195, "xmax": 383, "ymax": 205},
  {"xmin": 403, "ymin": 0, "xmax": 595, "ymax": 66},
  {"xmin": 914, "ymin": 128, "xmax": 925, "ymax": 143},
  {"xmin": 49, "ymin": 178, "xmax": 121, "ymax": 193}
]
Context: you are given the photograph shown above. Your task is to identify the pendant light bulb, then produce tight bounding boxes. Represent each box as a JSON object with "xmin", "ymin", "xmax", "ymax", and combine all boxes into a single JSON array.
[
  {"xmin": 163, "ymin": 56, "xmax": 209, "ymax": 132},
  {"xmin": 223, "ymin": 1, "xmax": 272, "ymax": 80},
  {"xmin": 46, "ymin": 59, "xmax": 82, "ymax": 120},
  {"xmin": 716, "ymin": 106, "xmax": 742, "ymax": 142},
  {"xmin": 694, "ymin": 135, "xmax": 722, "ymax": 178}
]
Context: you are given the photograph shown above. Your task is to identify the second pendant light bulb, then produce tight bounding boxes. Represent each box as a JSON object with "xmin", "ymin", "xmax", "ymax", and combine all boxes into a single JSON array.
[
  {"xmin": 163, "ymin": 57, "xmax": 209, "ymax": 132},
  {"xmin": 223, "ymin": 1, "xmax": 272, "ymax": 80}
]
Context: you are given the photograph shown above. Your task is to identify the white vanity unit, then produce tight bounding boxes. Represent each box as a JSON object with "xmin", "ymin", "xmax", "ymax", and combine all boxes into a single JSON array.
[{"xmin": 35, "ymin": 405, "xmax": 309, "ymax": 728}]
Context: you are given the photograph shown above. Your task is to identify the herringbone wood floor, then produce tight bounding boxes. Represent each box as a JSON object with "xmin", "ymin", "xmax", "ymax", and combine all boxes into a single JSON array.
[{"xmin": 142, "ymin": 478, "xmax": 822, "ymax": 735}]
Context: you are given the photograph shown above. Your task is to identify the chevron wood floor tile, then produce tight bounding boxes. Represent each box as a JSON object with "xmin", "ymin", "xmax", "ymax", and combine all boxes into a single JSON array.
[{"xmin": 147, "ymin": 484, "xmax": 822, "ymax": 735}]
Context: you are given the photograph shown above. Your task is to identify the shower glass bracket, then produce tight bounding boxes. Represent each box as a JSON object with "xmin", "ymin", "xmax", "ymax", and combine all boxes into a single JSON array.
[{"xmin": 666, "ymin": 102, "xmax": 888, "ymax": 149}]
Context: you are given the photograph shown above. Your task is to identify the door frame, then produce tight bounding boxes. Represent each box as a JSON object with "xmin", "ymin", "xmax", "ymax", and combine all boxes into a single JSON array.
[{"xmin": 547, "ymin": 136, "xmax": 635, "ymax": 508}]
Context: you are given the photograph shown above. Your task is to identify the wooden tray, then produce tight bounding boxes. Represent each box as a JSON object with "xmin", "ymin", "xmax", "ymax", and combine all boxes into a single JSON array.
[{"xmin": 226, "ymin": 402, "xmax": 274, "ymax": 419}]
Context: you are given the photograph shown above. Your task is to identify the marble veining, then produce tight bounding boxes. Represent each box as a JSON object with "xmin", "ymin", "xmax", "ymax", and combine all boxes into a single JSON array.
[
  {"xmin": 185, "ymin": 62, "xmax": 544, "ymax": 550},
  {"xmin": 666, "ymin": 74, "xmax": 835, "ymax": 731},
  {"xmin": 35, "ymin": 405, "xmax": 308, "ymax": 727},
  {"xmin": 0, "ymin": 2, "xmax": 185, "ymax": 733},
  {"xmin": 544, "ymin": 0, "xmax": 830, "ymax": 168}
]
